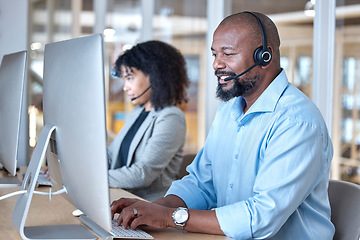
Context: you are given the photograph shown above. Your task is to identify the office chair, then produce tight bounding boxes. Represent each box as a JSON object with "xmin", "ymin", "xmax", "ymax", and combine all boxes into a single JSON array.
[
  {"xmin": 178, "ymin": 153, "xmax": 196, "ymax": 179},
  {"xmin": 328, "ymin": 179, "xmax": 360, "ymax": 240}
]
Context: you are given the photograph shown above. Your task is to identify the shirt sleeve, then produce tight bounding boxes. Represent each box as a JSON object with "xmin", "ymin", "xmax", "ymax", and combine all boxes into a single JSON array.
[
  {"xmin": 216, "ymin": 119, "xmax": 332, "ymax": 239},
  {"xmin": 166, "ymin": 102, "xmax": 227, "ymax": 210},
  {"xmin": 166, "ymin": 120, "xmax": 220, "ymax": 210},
  {"xmin": 166, "ymin": 148, "xmax": 218, "ymax": 210}
]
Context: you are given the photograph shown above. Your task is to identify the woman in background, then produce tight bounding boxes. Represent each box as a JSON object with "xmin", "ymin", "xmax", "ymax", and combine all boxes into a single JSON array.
[{"xmin": 107, "ymin": 40, "xmax": 189, "ymax": 202}]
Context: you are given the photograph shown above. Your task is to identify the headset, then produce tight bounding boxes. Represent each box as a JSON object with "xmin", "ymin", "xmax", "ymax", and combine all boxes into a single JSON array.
[
  {"xmin": 224, "ymin": 11, "xmax": 272, "ymax": 82},
  {"xmin": 110, "ymin": 68, "xmax": 151, "ymax": 101}
]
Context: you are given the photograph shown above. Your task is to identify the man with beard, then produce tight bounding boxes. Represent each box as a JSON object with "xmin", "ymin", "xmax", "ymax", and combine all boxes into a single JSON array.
[{"xmin": 110, "ymin": 12, "xmax": 335, "ymax": 240}]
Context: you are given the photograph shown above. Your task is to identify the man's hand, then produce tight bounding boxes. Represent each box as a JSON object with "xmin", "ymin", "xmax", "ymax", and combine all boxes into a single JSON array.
[
  {"xmin": 110, "ymin": 197, "xmax": 141, "ymax": 220},
  {"xmin": 110, "ymin": 196, "xmax": 224, "ymax": 236},
  {"xmin": 111, "ymin": 198, "xmax": 174, "ymax": 230}
]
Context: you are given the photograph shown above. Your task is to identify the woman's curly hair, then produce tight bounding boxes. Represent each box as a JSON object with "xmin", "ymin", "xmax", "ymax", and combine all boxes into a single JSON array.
[{"xmin": 114, "ymin": 40, "xmax": 189, "ymax": 110}]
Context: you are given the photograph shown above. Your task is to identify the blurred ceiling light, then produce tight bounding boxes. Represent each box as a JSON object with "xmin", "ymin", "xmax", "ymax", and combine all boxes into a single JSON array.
[
  {"xmin": 304, "ymin": 0, "xmax": 315, "ymax": 17},
  {"xmin": 103, "ymin": 28, "xmax": 116, "ymax": 36},
  {"xmin": 30, "ymin": 42, "xmax": 42, "ymax": 51},
  {"xmin": 122, "ymin": 44, "xmax": 133, "ymax": 51},
  {"xmin": 103, "ymin": 28, "xmax": 116, "ymax": 42}
]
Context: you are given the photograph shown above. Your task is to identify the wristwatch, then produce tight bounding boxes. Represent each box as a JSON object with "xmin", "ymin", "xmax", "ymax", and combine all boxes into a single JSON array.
[{"xmin": 172, "ymin": 207, "xmax": 189, "ymax": 230}]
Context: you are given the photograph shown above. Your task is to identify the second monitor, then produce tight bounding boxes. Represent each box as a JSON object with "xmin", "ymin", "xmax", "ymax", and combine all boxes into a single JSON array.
[{"xmin": 0, "ymin": 50, "xmax": 28, "ymax": 187}]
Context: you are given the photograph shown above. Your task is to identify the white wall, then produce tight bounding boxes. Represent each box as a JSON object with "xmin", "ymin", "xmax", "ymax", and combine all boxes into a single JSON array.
[{"xmin": 0, "ymin": 0, "xmax": 28, "ymax": 60}]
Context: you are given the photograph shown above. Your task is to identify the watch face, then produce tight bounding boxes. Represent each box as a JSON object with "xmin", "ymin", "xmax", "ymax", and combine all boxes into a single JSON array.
[{"xmin": 174, "ymin": 208, "xmax": 188, "ymax": 224}]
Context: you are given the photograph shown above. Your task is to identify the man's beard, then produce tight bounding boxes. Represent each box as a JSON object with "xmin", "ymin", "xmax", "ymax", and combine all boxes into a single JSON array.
[{"xmin": 216, "ymin": 75, "xmax": 258, "ymax": 102}]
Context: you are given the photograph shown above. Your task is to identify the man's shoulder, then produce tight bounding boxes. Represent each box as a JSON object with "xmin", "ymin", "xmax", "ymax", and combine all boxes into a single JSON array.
[{"xmin": 276, "ymin": 85, "xmax": 326, "ymax": 126}]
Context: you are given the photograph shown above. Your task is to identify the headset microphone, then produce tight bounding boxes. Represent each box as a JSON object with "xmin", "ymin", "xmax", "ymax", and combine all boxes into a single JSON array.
[
  {"xmin": 224, "ymin": 63, "xmax": 259, "ymax": 82},
  {"xmin": 224, "ymin": 11, "xmax": 272, "ymax": 82},
  {"xmin": 130, "ymin": 86, "xmax": 151, "ymax": 101}
]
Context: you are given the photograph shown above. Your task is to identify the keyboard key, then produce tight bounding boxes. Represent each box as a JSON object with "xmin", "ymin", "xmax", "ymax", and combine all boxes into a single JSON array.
[{"xmin": 110, "ymin": 219, "xmax": 153, "ymax": 239}]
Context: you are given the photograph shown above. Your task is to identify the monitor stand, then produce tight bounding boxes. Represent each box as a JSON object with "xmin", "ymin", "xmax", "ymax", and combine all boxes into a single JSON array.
[
  {"xmin": 11, "ymin": 123, "xmax": 97, "ymax": 240},
  {"xmin": 0, "ymin": 177, "xmax": 21, "ymax": 188},
  {"xmin": 0, "ymin": 164, "xmax": 21, "ymax": 188}
]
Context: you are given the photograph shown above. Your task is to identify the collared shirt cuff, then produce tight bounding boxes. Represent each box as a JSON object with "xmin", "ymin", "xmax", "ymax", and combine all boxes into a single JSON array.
[
  {"xmin": 166, "ymin": 180, "xmax": 208, "ymax": 210},
  {"xmin": 215, "ymin": 201, "xmax": 252, "ymax": 240}
]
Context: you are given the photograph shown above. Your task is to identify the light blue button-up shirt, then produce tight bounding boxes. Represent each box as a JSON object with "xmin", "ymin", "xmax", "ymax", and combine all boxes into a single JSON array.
[{"xmin": 166, "ymin": 70, "xmax": 335, "ymax": 239}]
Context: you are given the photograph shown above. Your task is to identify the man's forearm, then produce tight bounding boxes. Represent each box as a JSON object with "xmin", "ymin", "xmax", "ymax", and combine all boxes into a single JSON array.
[
  {"xmin": 154, "ymin": 194, "xmax": 187, "ymax": 208},
  {"xmin": 154, "ymin": 195, "xmax": 225, "ymax": 236},
  {"xmin": 184, "ymin": 209, "xmax": 224, "ymax": 235}
]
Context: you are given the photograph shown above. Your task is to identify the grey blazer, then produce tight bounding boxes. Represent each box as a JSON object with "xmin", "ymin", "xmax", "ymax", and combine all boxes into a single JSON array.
[{"xmin": 107, "ymin": 105, "xmax": 186, "ymax": 202}]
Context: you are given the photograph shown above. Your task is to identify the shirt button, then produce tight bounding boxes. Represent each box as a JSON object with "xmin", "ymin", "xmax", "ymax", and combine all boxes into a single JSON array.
[
  {"xmin": 234, "ymin": 154, "xmax": 238, "ymax": 159},
  {"xmin": 241, "ymin": 125, "xmax": 245, "ymax": 129},
  {"xmin": 230, "ymin": 184, "xmax": 233, "ymax": 188}
]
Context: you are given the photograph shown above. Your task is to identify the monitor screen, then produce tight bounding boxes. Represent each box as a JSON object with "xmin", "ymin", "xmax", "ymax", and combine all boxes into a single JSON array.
[
  {"xmin": 44, "ymin": 33, "xmax": 111, "ymax": 231},
  {"xmin": 12, "ymin": 35, "xmax": 111, "ymax": 239},
  {"xmin": 0, "ymin": 51, "xmax": 27, "ymax": 181}
]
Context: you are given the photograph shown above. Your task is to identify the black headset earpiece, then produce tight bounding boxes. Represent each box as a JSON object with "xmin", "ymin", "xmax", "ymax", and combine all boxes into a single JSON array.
[
  {"xmin": 245, "ymin": 11, "xmax": 272, "ymax": 67},
  {"xmin": 254, "ymin": 46, "xmax": 271, "ymax": 66}
]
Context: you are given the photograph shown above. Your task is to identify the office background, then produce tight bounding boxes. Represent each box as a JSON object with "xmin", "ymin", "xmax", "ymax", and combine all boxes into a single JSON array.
[{"xmin": 0, "ymin": 0, "xmax": 359, "ymax": 184}]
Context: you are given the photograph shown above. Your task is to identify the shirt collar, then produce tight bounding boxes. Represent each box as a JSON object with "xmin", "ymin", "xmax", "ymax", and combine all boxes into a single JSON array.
[{"xmin": 231, "ymin": 69, "xmax": 289, "ymax": 120}]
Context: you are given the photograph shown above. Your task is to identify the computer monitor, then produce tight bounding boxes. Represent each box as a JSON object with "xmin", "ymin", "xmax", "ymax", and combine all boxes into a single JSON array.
[
  {"xmin": 12, "ymin": 34, "xmax": 111, "ymax": 239},
  {"xmin": 0, "ymin": 50, "xmax": 28, "ymax": 187}
]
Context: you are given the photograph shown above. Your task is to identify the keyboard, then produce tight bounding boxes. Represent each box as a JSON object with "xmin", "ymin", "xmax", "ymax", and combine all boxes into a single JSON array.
[
  {"xmin": 79, "ymin": 215, "xmax": 154, "ymax": 239},
  {"xmin": 36, "ymin": 172, "xmax": 52, "ymax": 187},
  {"xmin": 110, "ymin": 219, "xmax": 154, "ymax": 239}
]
